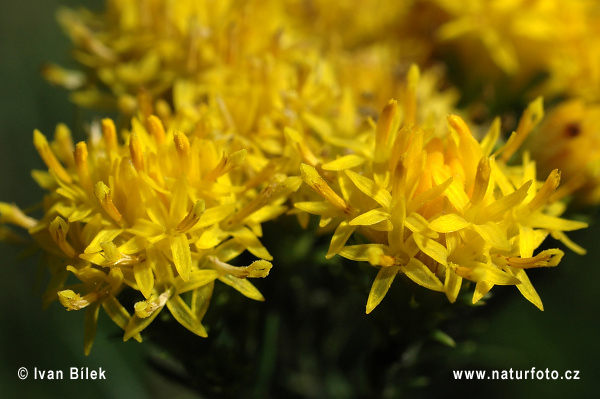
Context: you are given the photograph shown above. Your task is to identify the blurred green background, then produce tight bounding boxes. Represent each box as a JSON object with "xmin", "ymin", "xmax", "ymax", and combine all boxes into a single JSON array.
[{"xmin": 1, "ymin": 1, "xmax": 599, "ymax": 398}]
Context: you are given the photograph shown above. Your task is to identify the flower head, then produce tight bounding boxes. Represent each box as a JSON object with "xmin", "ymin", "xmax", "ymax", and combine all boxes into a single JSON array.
[
  {"xmin": 297, "ymin": 66, "xmax": 587, "ymax": 313},
  {"xmin": 1, "ymin": 115, "xmax": 300, "ymax": 353}
]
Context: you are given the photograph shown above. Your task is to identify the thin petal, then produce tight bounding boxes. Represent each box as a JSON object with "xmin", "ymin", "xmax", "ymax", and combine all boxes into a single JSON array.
[
  {"xmin": 505, "ymin": 267, "xmax": 544, "ymax": 310},
  {"xmin": 413, "ymin": 234, "xmax": 448, "ymax": 266},
  {"xmin": 349, "ymin": 208, "xmax": 390, "ymax": 226},
  {"xmin": 83, "ymin": 302, "xmax": 101, "ymax": 356},
  {"xmin": 400, "ymin": 257, "xmax": 444, "ymax": 292},
  {"xmin": 218, "ymin": 274, "xmax": 265, "ymax": 301},
  {"xmin": 133, "ymin": 261, "xmax": 154, "ymax": 299},
  {"xmin": 456, "ymin": 261, "xmax": 520, "ymax": 285},
  {"xmin": 429, "ymin": 213, "xmax": 469, "ymax": 233},
  {"xmin": 326, "ymin": 221, "xmax": 356, "ymax": 259},
  {"xmin": 230, "ymin": 227, "xmax": 272, "ymax": 260},
  {"xmin": 166, "ymin": 294, "xmax": 208, "ymax": 337},
  {"xmin": 191, "ymin": 282, "xmax": 214, "ymax": 321},
  {"xmin": 366, "ymin": 266, "xmax": 400, "ymax": 314},
  {"xmin": 170, "ymin": 234, "xmax": 192, "ymax": 281},
  {"xmin": 322, "ymin": 155, "xmax": 365, "ymax": 171},
  {"xmin": 472, "ymin": 222, "xmax": 511, "ymax": 251},
  {"xmin": 472, "ymin": 281, "xmax": 494, "ymax": 305},
  {"xmin": 345, "ymin": 170, "xmax": 392, "ymax": 209},
  {"xmin": 102, "ymin": 297, "xmax": 142, "ymax": 342},
  {"xmin": 338, "ymin": 244, "xmax": 386, "ymax": 261},
  {"xmin": 123, "ymin": 308, "xmax": 163, "ymax": 341},
  {"xmin": 445, "ymin": 264, "xmax": 463, "ymax": 303},
  {"xmin": 84, "ymin": 229, "xmax": 123, "ymax": 253},
  {"xmin": 176, "ymin": 270, "xmax": 221, "ymax": 293},
  {"xmin": 526, "ymin": 214, "xmax": 588, "ymax": 232}
]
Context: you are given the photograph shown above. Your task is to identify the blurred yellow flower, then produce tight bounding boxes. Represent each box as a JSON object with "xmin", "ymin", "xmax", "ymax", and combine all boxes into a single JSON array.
[
  {"xmin": 527, "ymin": 99, "xmax": 600, "ymax": 205},
  {"xmin": 428, "ymin": 0, "xmax": 600, "ymax": 102}
]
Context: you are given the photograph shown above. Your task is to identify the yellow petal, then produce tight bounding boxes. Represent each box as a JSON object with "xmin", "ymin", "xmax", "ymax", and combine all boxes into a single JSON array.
[
  {"xmin": 456, "ymin": 261, "xmax": 520, "ymax": 285},
  {"xmin": 405, "ymin": 213, "xmax": 439, "ymax": 239},
  {"xmin": 500, "ymin": 97, "xmax": 544, "ymax": 162},
  {"xmin": 102, "ymin": 297, "xmax": 141, "ymax": 342},
  {"xmin": 408, "ymin": 177, "xmax": 453, "ymax": 214},
  {"xmin": 118, "ymin": 236, "xmax": 149, "ymax": 255},
  {"xmin": 166, "ymin": 295, "xmax": 208, "ymax": 337},
  {"xmin": 472, "ymin": 222, "xmax": 511, "ymax": 251},
  {"xmin": 170, "ymin": 234, "xmax": 192, "ymax": 281},
  {"xmin": 349, "ymin": 208, "xmax": 390, "ymax": 226},
  {"xmin": 196, "ymin": 224, "xmax": 226, "ymax": 250},
  {"xmin": 481, "ymin": 180, "xmax": 531, "ymax": 221},
  {"xmin": 480, "ymin": 117, "xmax": 501, "ymax": 158},
  {"xmin": 519, "ymin": 225, "xmax": 536, "ymax": 258},
  {"xmin": 345, "ymin": 170, "xmax": 392, "ymax": 209},
  {"xmin": 413, "ymin": 234, "xmax": 448, "ymax": 266},
  {"xmin": 505, "ymin": 267, "xmax": 544, "ymax": 310},
  {"xmin": 83, "ymin": 302, "xmax": 101, "ymax": 356},
  {"xmin": 123, "ymin": 309, "xmax": 163, "ymax": 342},
  {"xmin": 472, "ymin": 281, "xmax": 494, "ymax": 305},
  {"xmin": 133, "ymin": 261, "xmax": 154, "ymax": 299},
  {"xmin": 430, "ymin": 165, "xmax": 469, "ymax": 210},
  {"xmin": 366, "ymin": 266, "xmax": 400, "ymax": 314},
  {"xmin": 550, "ymin": 231, "xmax": 586, "ymax": 255},
  {"xmin": 191, "ymin": 282, "xmax": 214, "ymax": 321},
  {"xmin": 322, "ymin": 155, "xmax": 365, "ymax": 171},
  {"xmin": 176, "ymin": 270, "xmax": 221, "ymax": 294},
  {"xmin": 197, "ymin": 203, "xmax": 237, "ymax": 228},
  {"xmin": 230, "ymin": 227, "xmax": 272, "ymax": 260},
  {"xmin": 213, "ymin": 239, "xmax": 246, "ymax": 263},
  {"xmin": 127, "ymin": 219, "xmax": 166, "ymax": 238},
  {"xmin": 294, "ymin": 201, "xmax": 338, "ymax": 216},
  {"xmin": 338, "ymin": 244, "xmax": 386, "ymax": 261},
  {"xmin": 526, "ymin": 214, "xmax": 588, "ymax": 232},
  {"xmin": 494, "ymin": 249, "xmax": 564, "ymax": 269},
  {"xmin": 218, "ymin": 274, "xmax": 265, "ymax": 301},
  {"xmin": 301, "ymin": 164, "xmax": 351, "ymax": 213},
  {"xmin": 400, "ymin": 257, "xmax": 444, "ymax": 292},
  {"xmin": 429, "ymin": 213, "xmax": 470, "ymax": 233},
  {"xmin": 444, "ymin": 264, "xmax": 463, "ymax": 303},
  {"xmin": 326, "ymin": 221, "xmax": 356, "ymax": 259},
  {"xmin": 33, "ymin": 129, "xmax": 72, "ymax": 183}
]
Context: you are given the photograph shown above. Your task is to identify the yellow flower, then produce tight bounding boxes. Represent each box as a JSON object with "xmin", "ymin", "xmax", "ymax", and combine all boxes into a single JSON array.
[
  {"xmin": 527, "ymin": 99, "xmax": 600, "ymax": 205},
  {"xmin": 428, "ymin": 0, "xmax": 600, "ymax": 101},
  {"xmin": 297, "ymin": 66, "xmax": 587, "ymax": 313},
  {"xmin": 1, "ymin": 115, "xmax": 299, "ymax": 354}
]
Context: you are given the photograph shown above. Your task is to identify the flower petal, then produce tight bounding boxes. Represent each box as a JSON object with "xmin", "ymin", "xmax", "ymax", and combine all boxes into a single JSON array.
[
  {"xmin": 170, "ymin": 234, "xmax": 192, "ymax": 281},
  {"xmin": 166, "ymin": 294, "xmax": 208, "ymax": 337},
  {"xmin": 366, "ymin": 266, "xmax": 400, "ymax": 314}
]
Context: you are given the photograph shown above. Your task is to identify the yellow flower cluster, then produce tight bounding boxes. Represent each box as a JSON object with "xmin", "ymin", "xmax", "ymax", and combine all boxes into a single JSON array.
[
  {"xmin": 2, "ymin": 115, "xmax": 301, "ymax": 354},
  {"xmin": 298, "ymin": 80, "xmax": 587, "ymax": 313},
  {"xmin": 0, "ymin": 0, "xmax": 593, "ymax": 353}
]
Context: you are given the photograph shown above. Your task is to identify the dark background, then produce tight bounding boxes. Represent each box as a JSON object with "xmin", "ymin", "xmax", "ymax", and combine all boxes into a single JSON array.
[{"xmin": 1, "ymin": 1, "xmax": 599, "ymax": 398}]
